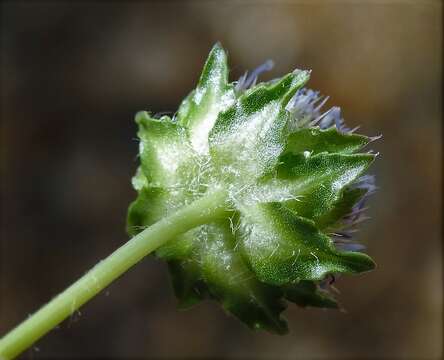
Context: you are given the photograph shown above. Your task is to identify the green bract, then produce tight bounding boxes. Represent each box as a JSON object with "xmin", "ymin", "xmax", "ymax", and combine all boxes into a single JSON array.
[{"xmin": 127, "ymin": 44, "xmax": 377, "ymax": 334}]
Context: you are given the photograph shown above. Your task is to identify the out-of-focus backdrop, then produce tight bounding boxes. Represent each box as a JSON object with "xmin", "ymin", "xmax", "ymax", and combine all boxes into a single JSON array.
[{"xmin": 1, "ymin": 1, "xmax": 442, "ymax": 359}]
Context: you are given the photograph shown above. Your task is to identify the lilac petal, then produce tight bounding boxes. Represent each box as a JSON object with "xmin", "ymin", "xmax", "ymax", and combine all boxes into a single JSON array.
[
  {"xmin": 288, "ymin": 89, "xmax": 323, "ymax": 115},
  {"xmin": 335, "ymin": 243, "xmax": 366, "ymax": 252},
  {"xmin": 310, "ymin": 107, "xmax": 335, "ymax": 127},
  {"xmin": 351, "ymin": 175, "xmax": 377, "ymax": 194},
  {"xmin": 319, "ymin": 107, "xmax": 341, "ymax": 129},
  {"xmin": 314, "ymin": 95, "xmax": 330, "ymax": 112},
  {"xmin": 235, "ymin": 60, "xmax": 274, "ymax": 91},
  {"xmin": 235, "ymin": 72, "xmax": 249, "ymax": 91},
  {"xmin": 343, "ymin": 206, "xmax": 368, "ymax": 220}
]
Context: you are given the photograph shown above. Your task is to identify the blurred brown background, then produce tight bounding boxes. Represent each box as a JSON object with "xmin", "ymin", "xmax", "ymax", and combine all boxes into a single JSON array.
[{"xmin": 0, "ymin": 1, "xmax": 442, "ymax": 359}]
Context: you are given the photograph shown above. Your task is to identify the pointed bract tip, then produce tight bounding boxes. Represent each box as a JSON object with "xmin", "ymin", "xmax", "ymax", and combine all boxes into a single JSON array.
[
  {"xmin": 358, "ymin": 253, "xmax": 377, "ymax": 272},
  {"xmin": 135, "ymin": 111, "xmax": 150, "ymax": 124},
  {"xmin": 213, "ymin": 41, "xmax": 222, "ymax": 48},
  {"xmin": 210, "ymin": 42, "xmax": 226, "ymax": 55}
]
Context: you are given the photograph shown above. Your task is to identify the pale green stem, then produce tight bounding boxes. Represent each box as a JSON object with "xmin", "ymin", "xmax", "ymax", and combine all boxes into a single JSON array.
[{"xmin": 0, "ymin": 189, "xmax": 228, "ymax": 360}]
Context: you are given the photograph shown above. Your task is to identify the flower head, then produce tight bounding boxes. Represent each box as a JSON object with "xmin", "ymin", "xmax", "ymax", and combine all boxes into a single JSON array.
[{"xmin": 127, "ymin": 44, "xmax": 379, "ymax": 334}]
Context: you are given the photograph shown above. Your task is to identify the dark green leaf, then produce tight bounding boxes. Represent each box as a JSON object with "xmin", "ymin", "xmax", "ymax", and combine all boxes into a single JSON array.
[
  {"xmin": 238, "ymin": 202, "xmax": 375, "ymax": 285},
  {"xmin": 286, "ymin": 127, "xmax": 369, "ymax": 155},
  {"xmin": 209, "ymin": 70, "xmax": 310, "ymax": 179},
  {"xmin": 135, "ymin": 111, "xmax": 198, "ymax": 189},
  {"xmin": 168, "ymin": 259, "xmax": 208, "ymax": 309},
  {"xmin": 200, "ymin": 222, "xmax": 288, "ymax": 334},
  {"xmin": 316, "ymin": 187, "xmax": 367, "ymax": 230},
  {"xmin": 126, "ymin": 187, "xmax": 168, "ymax": 236},
  {"xmin": 276, "ymin": 153, "xmax": 375, "ymax": 222},
  {"xmin": 177, "ymin": 43, "xmax": 236, "ymax": 154},
  {"xmin": 284, "ymin": 281, "xmax": 338, "ymax": 308}
]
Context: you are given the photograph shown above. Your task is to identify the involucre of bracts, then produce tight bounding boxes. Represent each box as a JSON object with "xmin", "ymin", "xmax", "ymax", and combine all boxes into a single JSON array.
[{"xmin": 127, "ymin": 43, "xmax": 379, "ymax": 334}]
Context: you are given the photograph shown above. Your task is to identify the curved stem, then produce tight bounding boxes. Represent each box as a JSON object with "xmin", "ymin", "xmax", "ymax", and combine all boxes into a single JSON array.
[{"xmin": 0, "ymin": 189, "xmax": 228, "ymax": 359}]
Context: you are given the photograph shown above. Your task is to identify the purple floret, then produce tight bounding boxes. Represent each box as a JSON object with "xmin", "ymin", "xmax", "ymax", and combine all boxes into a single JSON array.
[{"xmin": 235, "ymin": 60, "xmax": 274, "ymax": 92}]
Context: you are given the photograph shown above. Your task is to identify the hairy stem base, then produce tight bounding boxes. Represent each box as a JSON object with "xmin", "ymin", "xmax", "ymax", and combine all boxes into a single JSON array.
[{"xmin": 0, "ymin": 189, "xmax": 228, "ymax": 359}]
